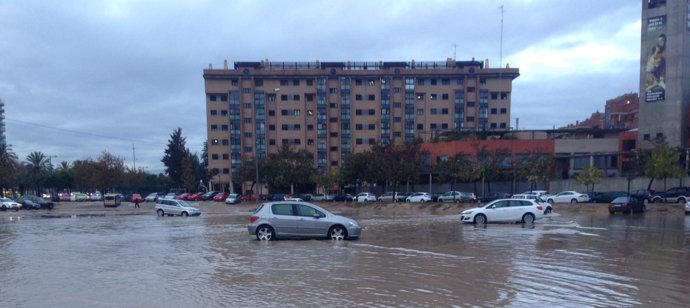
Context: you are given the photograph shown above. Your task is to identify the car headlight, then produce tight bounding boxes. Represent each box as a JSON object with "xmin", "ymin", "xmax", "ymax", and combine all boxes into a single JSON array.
[
  {"xmin": 348, "ymin": 221, "xmax": 359, "ymax": 227},
  {"xmin": 462, "ymin": 211, "xmax": 473, "ymax": 215}
]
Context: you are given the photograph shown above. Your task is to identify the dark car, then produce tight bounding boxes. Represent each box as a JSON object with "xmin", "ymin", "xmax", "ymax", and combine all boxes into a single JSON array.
[
  {"xmin": 608, "ymin": 196, "xmax": 645, "ymax": 214},
  {"xmin": 333, "ymin": 194, "xmax": 354, "ymax": 202},
  {"xmin": 265, "ymin": 194, "xmax": 286, "ymax": 202},
  {"xmin": 652, "ymin": 187, "xmax": 690, "ymax": 203},
  {"xmin": 478, "ymin": 192, "xmax": 511, "ymax": 203},
  {"xmin": 17, "ymin": 195, "xmax": 54, "ymax": 210},
  {"xmin": 631, "ymin": 189, "xmax": 656, "ymax": 204},
  {"xmin": 201, "ymin": 191, "xmax": 219, "ymax": 201},
  {"xmin": 591, "ymin": 191, "xmax": 628, "ymax": 203}
]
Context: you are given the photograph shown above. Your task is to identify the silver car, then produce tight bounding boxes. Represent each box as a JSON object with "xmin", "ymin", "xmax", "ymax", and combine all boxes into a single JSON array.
[
  {"xmin": 155, "ymin": 199, "xmax": 201, "ymax": 216},
  {"xmin": 248, "ymin": 201, "xmax": 362, "ymax": 241},
  {"xmin": 1, "ymin": 197, "xmax": 21, "ymax": 211}
]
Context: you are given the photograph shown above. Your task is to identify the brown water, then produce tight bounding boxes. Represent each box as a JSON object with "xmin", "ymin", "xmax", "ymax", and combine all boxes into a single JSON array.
[{"xmin": 0, "ymin": 210, "xmax": 688, "ymax": 307}]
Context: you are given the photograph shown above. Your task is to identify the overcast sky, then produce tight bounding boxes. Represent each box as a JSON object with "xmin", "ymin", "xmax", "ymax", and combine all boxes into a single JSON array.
[{"xmin": 0, "ymin": 0, "xmax": 642, "ymax": 173}]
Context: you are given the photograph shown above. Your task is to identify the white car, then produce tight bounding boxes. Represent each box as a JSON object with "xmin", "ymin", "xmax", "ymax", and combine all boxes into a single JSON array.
[
  {"xmin": 155, "ymin": 199, "xmax": 201, "ymax": 216},
  {"xmin": 353, "ymin": 192, "xmax": 376, "ymax": 202},
  {"xmin": 225, "ymin": 193, "xmax": 241, "ymax": 204},
  {"xmin": 460, "ymin": 199, "xmax": 545, "ymax": 224},
  {"xmin": 685, "ymin": 200, "xmax": 690, "ymax": 214},
  {"xmin": 0, "ymin": 197, "xmax": 22, "ymax": 211},
  {"xmin": 406, "ymin": 192, "xmax": 431, "ymax": 202},
  {"xmin": 521, "ymin": 190, "xmax": 550, "ymax": 200},
  {"xmin": 511, "ymin": 193, "xmax": 553, "ymax": 214},
  {"xmin": 546, "ymin": 191, "xmax": 590, "ymax": 204},
  {"xmin": 438, "ymin": 191, "xmax": 476, "ymax": 203}
]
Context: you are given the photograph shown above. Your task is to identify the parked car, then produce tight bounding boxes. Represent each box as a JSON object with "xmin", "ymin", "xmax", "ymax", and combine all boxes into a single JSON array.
[
  {"xmin": 248, "ymin": 201, "xmax": 361, "ymax": 241},
  {"xmin": 298, "ymin": 194, "xmax": 314, "ymax": 201},
  {"xmin": 284, "ymin": 195, "xmax": 304, "ymax": 202},
  {"xmin": 333, "ymin": 194, "xmax": 353, "ymax": 202},
  {"xmin": 591, "ymin": 191, "xmax": 628, "ymax": 203},
  {"xmin": 163, "ymin": 193, "xmax": 177, "ymax": 199},
  {"xmin": 213, "ymin": 192, "xmax": 229, "ymax": 202},
  {"xmin": 104, "ymin": 194, "xmax": 122, "ymax": 207},
  {"xmin": 478, "ymin": 192, "xmax": 512, "ymax": 203},
  {"xmin": 265, "ymin": 194, "xmax": 286, "ymax": 202},
  {"xmin": 438, "ymin": 191, "xmax": 475, "ymax": 203},
  {"xmin": 176, "ymin": 193, "xmax": 190, "ymax": 200},
  {"xmin": 378, "ymin": 192, "xmax": 402, "ymax": 203},
  {"xmin": 511, "ymin": 193, "xmax": 553, "ymax": 214},
  {"xmin": 155, "ymin": 199, "xmax": 201, "ymax": 216},
  {"xmin": 631, "ymin": 189, "xmax": 656, "ymax": 204},
  {"xmin": 241, "ymin": 194, "xmax": 258, "ymax": 202},
  {"xmin": 144, "ymin": 192, "xmax": 161, "ymax": 202},
  {"xmin": 90, "ymin": 191, "xmax": 103, "ymax": 201},
  {"xmin": 187, "ymin": 192, "xmax": 205, "ymax": 201},
  {"xmin": 406, "ymin": 192, "xmax": 432, "ymax": 202},
  {"xmin": 546, "ymin": 191, "xmax": 590, "ymax": 204},
  {"xmin": 202, "ymin": 191, "xmax": 219, "ymax": 201},
  {"xmin": 17, "ymin": 195, "xmax": 54, "ymax": 209},
  {"xmin": 0, "ymin": 197, "xmax": 21, "ymax": 211},
  {"xmin": 685, "ymin": 200, "xmax": 690, "ymax": 214},
  {"xmin": 521, "ymin": 190, "xmax": 551, "ymax": 200},
  {"xmin": 74, "ymin": 193, "xmax": 89, "ymax": 202},
  {"xmin": 460, "ymin": 199, "xmax": 545, "ymax": 224},
  {"xmin": 311, "ymin": 193, "xmax": 326, "ymax": 201},
  {"xmin": 652, "ymin": 187, "xmax": 690, "ymax": 203},
  {"xmin": 225, "ymin": 193, "xmax": 241, "ymax": 204},
  {"xmin": 130, "ymin": 194, "xmax": 143, "ymax": 203},
  {"xmin": 353, "ymin": 192, "xmax": 376, "ymax": 202},
  {"xmin": 608, "ymin": 196, "xmax": 646, "ymax": 214}
]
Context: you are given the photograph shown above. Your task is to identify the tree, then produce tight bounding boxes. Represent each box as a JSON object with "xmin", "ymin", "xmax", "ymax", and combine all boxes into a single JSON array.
[
  {"xmin": 518, "ymin": 151, "xmax": 553, "ymax": 192},
  {"xmin": 0, "ymin": 144, "xmax": 18, "ymax": 195},
  {"xmin": 644, "ymin": 145, "xmax": 684, "ymax": 191},
  {"xmin": 575, "ymin": 165, "xmax": 603, "ymax": 194},
  {"xmin": 25, "ymin": 151, "xmax": 49, "ymax": 193},
  {"xmin": 260, "ymin": 145, "xmax": 316, "ymax": 193},
  {"xmin": 96, "ymin": 151, "xmax": 126, "ymax": 192},
  {"xmin": 162, "ymin": 127, "xmax": 188, "ymax": 186}
]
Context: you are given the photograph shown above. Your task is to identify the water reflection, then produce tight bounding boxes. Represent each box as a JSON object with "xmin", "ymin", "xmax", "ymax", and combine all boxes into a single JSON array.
[{"xmin": 0, "ymin": 211, "xmax": 688, "ymax": 307}]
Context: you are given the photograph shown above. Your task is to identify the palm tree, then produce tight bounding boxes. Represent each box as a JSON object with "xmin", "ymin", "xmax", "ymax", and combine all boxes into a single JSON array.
[
  {"xmin": 0, "ymin": 144, "xmax": 18, "ymax": 195},
  {"xmin": 26, "ymin": 151, "xmax": 49, "ymax": 193}
]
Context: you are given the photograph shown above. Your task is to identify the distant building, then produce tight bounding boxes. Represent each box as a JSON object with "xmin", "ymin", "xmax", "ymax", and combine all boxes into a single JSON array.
[
  {"xmin": 638, "ymin": 1, "xmax": 690, "ymax": 148},
  {"xmin": 604, "ymin": 93, "xmax": 639, "ymax": 129},
  {"xmin": 203, "ymin": 59, "xmax": 519, "ymax": 191}
]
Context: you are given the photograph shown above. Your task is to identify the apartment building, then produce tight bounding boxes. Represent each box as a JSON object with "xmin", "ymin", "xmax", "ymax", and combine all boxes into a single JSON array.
[{"xmin": 204, "ymin": 59, "xmax": 519, "ymax": 190}]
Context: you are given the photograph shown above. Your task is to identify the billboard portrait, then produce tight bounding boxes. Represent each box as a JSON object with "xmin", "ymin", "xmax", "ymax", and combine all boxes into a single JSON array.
[
  {"xmin": 648, "ymin": 0, "xmax": 666, "ymax": 9},
  {"xmin": 645, "ymin": 15, "xmax": 666, "ymax": 102}
]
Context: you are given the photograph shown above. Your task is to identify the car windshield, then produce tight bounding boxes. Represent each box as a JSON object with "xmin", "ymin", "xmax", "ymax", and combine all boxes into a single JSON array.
[
  {"xmin": 178, "ymin": 200, "xmax": 193, "ymax": 207},
  {"xmin": 1, "ymin": 198, "xmax": 11, "ymax": 202}
]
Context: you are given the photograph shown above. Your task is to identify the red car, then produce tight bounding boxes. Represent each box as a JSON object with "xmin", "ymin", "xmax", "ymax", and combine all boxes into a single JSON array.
[
  {"xmin": 176, "ymin": 193, "xmax": 190, "ymax": 200},
  {"xmin": 241, "ymin": 194, "xmax": 257, "ymax": 202},
  {"xmin": 213, "ymin": 192, "xmax": 229, "ymax": 202},
  {"xmin": 131, "ymin": 194, "xmax": 143, "ymax": 203},
  {"xmin": 187, "ymin": 192, "xmax": 204, "ymax": 201}
]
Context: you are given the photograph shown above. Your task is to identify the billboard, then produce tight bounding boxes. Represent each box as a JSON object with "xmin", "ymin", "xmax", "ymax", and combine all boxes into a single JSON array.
[
  {"xmin": 645, "ymin": 15, "xmax": 666, "ymax": 102},
  {"xmin": 648, "ymin": 0, "xmax": 666, "ymax": 9}
]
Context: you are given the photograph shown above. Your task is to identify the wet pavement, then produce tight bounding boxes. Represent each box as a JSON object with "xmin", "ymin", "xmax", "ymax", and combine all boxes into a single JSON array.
[{"xmin": 1, "ymin": 208, "xmax": 689, "ymax": 307}]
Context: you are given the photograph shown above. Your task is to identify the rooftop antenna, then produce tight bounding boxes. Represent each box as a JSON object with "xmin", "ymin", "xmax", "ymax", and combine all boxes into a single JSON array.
[
  {"xmin": 499, "ymin": 4, "xmax": 505, "ymax": 68},
  {"xmin": 453, "ymin": 43, "xmax": 457, "ymax": 60}
]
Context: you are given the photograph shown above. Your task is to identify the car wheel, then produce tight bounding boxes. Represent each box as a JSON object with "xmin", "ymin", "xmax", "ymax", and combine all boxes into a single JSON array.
[
  {"xmin": 455, "ymin": 199, "xmax": 461, "ymax": 204},
  {"xmin": 570, "ymin": 199, "xmax": 578, "ymax": 204},
  {"xmin": 522, "ymin": 213, "xmax": 535, "ymax": 224},
  {"xmin": 256, "ymin": 225, "xmax": 274, "ymax": 241},
  {"xmin": 181, "ymin": 212, "xmax": 188, "ymax": 216},
  {"xmin": 679, "ymin": 198, "xmax": 686, "ymax": 204},
  {"xmin": 544, "ymin": 207, "xmax": 552, "ymax": 214},
  {"xmin": 157, "ymin": 209, "xmax": 165, "ymax": 216},
  {"xmin": 654, "ymin": 198, "xmax": 662, "ymax": 204},
  {"xmin": 547, "ymin": 199, "xmax": 554, "ymax": 204},
  {"xmin": 474, "ymin": 214, "xmax": 487, "ymax": 225},
  {"xmin": 328, "ymin": 225, "xmax": 347, "ymax": 240},
  {"xmin": 609, "ymin": 210, "xmax": 614, "ymax": 214},
  {"xmin": 15, "ymin": 207, "xmax": 19, "ymax": 212},
  {"xmin": 1, "ymin": 205, "xmax": 5, "ymax": 211},
  {"xmin": 421, "ymin": 200, "xmax": 426, "ymax": 203},
  {"xmin": 643, "ymin": 199, "xmax": 649, "ymax": 205}
]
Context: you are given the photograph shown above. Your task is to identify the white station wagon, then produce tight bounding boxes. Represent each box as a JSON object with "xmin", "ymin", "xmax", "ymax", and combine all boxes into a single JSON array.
[{"xmin": 460, "ymin": 199, "xmax": 545, "ymax": 224}]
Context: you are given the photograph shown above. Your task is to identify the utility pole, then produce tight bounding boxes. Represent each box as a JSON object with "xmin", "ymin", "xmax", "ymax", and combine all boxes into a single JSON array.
[
  {"xmin": 132, "ymin": 144, "xmax": 136, "ymax": 170},
  {"xmin": 499, "ymin": 4, "xmax": 505, "ymax": 68}
]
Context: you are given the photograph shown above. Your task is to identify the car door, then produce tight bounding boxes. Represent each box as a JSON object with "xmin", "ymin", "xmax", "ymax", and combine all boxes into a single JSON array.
[
  {"xmin": 296, "ymin": 204, "xmax": 330, "ymax": 236},
  {"xmin": 269, "ymin": 203, "xmax": 301, "ymax": 236},
  {"xmin": 485, "ymin": 200, "xmax": 511, "ymax": 221}
]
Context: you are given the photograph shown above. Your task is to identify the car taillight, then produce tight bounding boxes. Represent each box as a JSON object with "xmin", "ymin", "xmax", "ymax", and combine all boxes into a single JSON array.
[
  {"xmin": 250, "ymin": 215, "xmax": 259, "ymax": 223},
  {"xmin": 536, "ymin": 205, "xmax": 543, "ymax": 211}
]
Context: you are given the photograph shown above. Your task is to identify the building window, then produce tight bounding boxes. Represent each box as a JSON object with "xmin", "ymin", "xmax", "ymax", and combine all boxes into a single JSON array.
[
  {"xmin": 430, "ymin": 108, "xmax": 438, "ymax": 115},
  {"xmin": 416, "ymin": 109, "xmax": 424, "ymax": 115},
  {"xmin": 293, "ymin": 94, "xmax": 300, "ymax": 101},
  {"xmin": 281, "ymin": 94, "xmax": 288, "ymax": 101},
  {"xmin": 306, "ymin": 80, "xmax": 313, "ymax": 86},
  {"xmin": 281, "ymin": 109, "xmax": 288, "ymax": 116},
  {"xmin": 292, "ymin": 109, "xmax": 301, "ymax": 116},
  {"xmin": 442, "ymin": 93, "xmax": 449, "ymax": 100},
  {"xmin": 330, "ymin": 132, "xmax": 338, "ymax": 137},
  {"xmin": 329, "ymin": 103, "xmax": 337, "ymax": 108},
  {"xmin": 244, "ymin": 146, "xmax": 253, "ymax": 153},
  {"xmin": 430, "ymin": 94, "xmax": 437, "ymax": 100},
  {"xmin": 466, "ymin": 117, "xmax": 475, "ymax": 122},
  {"xmin": 294, "ymin": 139, "xmax": 301, "ymax": 145},
  {"xmin": 467, "ymin": 87, "xmax": 475, "ymax": 92},
  {"xmin": 490, "ymin": 123, "xmax": 497, "ymax": 129},
  {"xmin": 355, "ymin": 94, "xmax": 363, "ymax": 101},
  {"xmin": 222, "ymin": 168, "xmax": 230, "ymax": 174},
  {"xmin": 280, "ymin": 80, "xmax": 289, "ymax": 86},
  {"xmin": 269, "ymin": 125, "xmax": 275, "ymax": 131},
  {"xmin": 293, "ymin": 80, "xmax": 300, "ymax": 86},
  {"xmin": 243, "ymin": 118, "xmax": 252, "ymax": 123},
  {"xmin": 467, "ymin": 101, "xmax": 475, "ymax": 107},
  {"xmin": 231, "ymin": 79, "xmax": 239, "ymax": 86},
  {"xmin": 210, "ymin": 110, "xmax": 218, "ymax": 116},
  {"xmin": 500, "ymin": 108, "xmax": 507, "ymax": 114},
  {"xmin": 243, "ymin": 88, "xmax": 252, "ymax": 94},
  {"xmin": 480, "ymin": 77, "xmax": 486, "ymax": 85},
  {"xmin": 368, "ymin": 109, "xmax": 375, "ymax": 115},
  {"xmin": 394, "ymin": 102, "xmax": 401, "ymax": 108},
  {"xmin": 500, "ymin": 123, "xmax": 507, "ymax": 129},
  {"xmin": 442, "ymin": 108, "xmax": 449, "ymax": 114},
  {"xmin": 243, "ymin": 103, "xmax": 252, "ymax": 109},
  {"xmin": 330, "ymin": 161, "xmax": 338, "ymax": 167},
  {"xmin": 221, "ymin": 125, "xmax": 228, "ymax": 131},
  {"xmin": 307, "ymin": 139, "xmax": 314, "ymax": 145},
  {"xmin": 491, "ymin": 108, "xmax": 498, "ymax": 114},
  {"xmin": 244, "ymin": 132, "xmax": 252, "ymax": 138},
  {"xmin": 442, "ymin": 79, "xmax": 450, "ymax": 85},
  {"xmin": 210, "ymin": 125, "xmax": 218, "ymax": 131},
  {"xmin": 368, "ymin": 94, "xmax": 375, "ymax": 101},
  {"xmin": 307, "ymin": 124, "xmax": 314, "ymax": 130},
  {"xmin": 355, "ymin": 124, "xmax": 363, "ymax": 130},
  {"xmin": 368, "ymin": 124, "xmax": 376, "ymax": 130},
  {"xmin": 255, "ymin": 79, "xmax": 263, "ymax": 86},
  {"xmin": 441, "ymin": 123, "xmax": 448, "ymax": 129},
  {"xmin": 355, "ymin": 80, "xmax": 363, "ymax": 86},
  {"xmin": 394, "ymin": 87, "xmax": 401, "ymax": 93},
  {"xmin": 268, "ymin": 110, "xmax": 275, "ymax": 116},
  {"xmin": 221, "ymin": 139, "xmax": 228, "ymax": 145},
  {"xmin": 417, "ymin": 124, "xmax": 423, "ymax": 130},
  {"xmin": 356, "ymin": 138, "xmax": 363, "ymax": 144},
  {"xmin": 330, "ymin": 117, "xmax": 338, "ymax": 123},
  {"xmin": 222, "ymin": 154, "xmax": 229, "ymax": 160},
  {"xmin": 394, "ymin": 117, "xmax": 402, "ymax": 123},
  {"xmin": 220, "ymin": 110, "xmax": 228, "ymax": 116},
  {"xmin": 267, "ymin": 94, "xmax": 276, "ymax": 102},
  {"xmin": 211, "ymin": 154, "xmax": 218, "ymax": 160},
  {"xmin": 329, "ymin": 88, "xmax": 338, "ymax": 94},
  {"xmin": 368, "ymin": 138, "xmax": 376, "ymax": 144},
  {"xmin": 330, "ymin": 146, "xmax": 339, "ymax": 152},
  {"xmin": 269, "ymin": 139, "xmax": 276, "ymax": 145},
  {"xmin": 393, "ymin": 132, "xmax": 402, "ymax": 137},
  {"xmin": 355, "ymin": 109, "xmax": 363, "ymax": 115},
  {"xmin": 306, "ymin": 94, "xmax": 314, "ymax": 102}
]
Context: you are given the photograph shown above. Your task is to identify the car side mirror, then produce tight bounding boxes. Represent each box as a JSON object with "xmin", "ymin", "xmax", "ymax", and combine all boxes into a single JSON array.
[{"xmin": 313, "ymin": 213, "xmax": 321, "ymax": 219}]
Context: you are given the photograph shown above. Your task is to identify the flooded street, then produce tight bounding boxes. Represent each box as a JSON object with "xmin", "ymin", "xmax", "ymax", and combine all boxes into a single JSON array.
[{"xmin": 1, "ymin": 209, "xmax": 689, "ymax": 307}]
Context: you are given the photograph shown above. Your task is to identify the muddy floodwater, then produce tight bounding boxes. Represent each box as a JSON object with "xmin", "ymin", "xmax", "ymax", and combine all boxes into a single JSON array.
[{"xmin": 1, "ymin": 208, "xmax": 689, "ymax": 307}]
